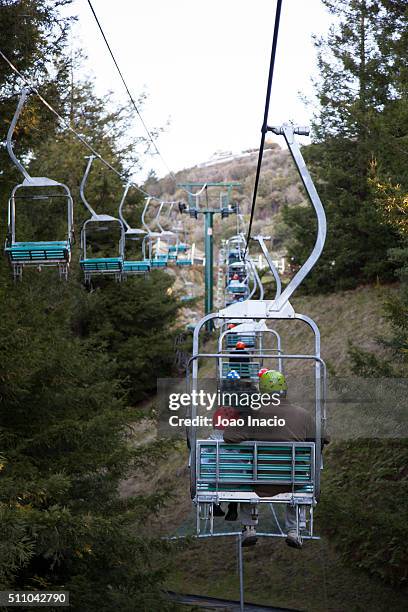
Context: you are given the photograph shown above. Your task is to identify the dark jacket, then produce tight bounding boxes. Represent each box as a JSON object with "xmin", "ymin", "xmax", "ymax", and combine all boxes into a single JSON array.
[
  {"xmin": 223, "ymin": 399, "xmax": 321, "ymax": 497},
  {"xmin": 229, "ymin": 349, "xmax": 250, "ymax": 364}
]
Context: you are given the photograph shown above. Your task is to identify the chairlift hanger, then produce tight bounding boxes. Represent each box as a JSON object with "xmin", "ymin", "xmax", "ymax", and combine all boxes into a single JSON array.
[
  {"xmin": 118, "ymin": 183, "xmax": 146, "ymax": 240},
  {"xmin": 251, "ymin": 235, "xmax": 282, "ymax": 299},
  {"xmin": 116, "ymin": 183, "xmax": 150, "ymax": 276}
]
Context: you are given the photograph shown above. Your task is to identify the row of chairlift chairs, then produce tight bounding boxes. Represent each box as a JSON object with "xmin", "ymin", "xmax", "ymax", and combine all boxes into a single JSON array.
[
  {"xmin": 4, "ymin": 89, "xmax": 195, "ymax": 286},
  {"xmin": 184, "ymin": 123, "xmax": 327, "ymax": 575},
  {"xmin": 223, "ymin": 233, "xmax": 267, "ymax": 306},
  {"xmin": 80, "ymin": 158, "xmax": 197, "ymax": 285}
]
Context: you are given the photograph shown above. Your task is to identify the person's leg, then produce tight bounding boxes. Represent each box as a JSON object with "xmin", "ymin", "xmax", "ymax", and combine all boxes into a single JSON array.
[
  {"xmin": 212, "ymin": 503, "xmax": 225, "ymax": 517},
  {"xmin": 285, "ymin": 504, "xmax": 303, "ymax": 549},
  {"xmin": 240, "ymin": 503, "xmax": 258, "ymax": 546},
  {"xmin": 284, "ymin": 504, "xmax": 297, "ymax": 532},
  {"xmin": 225, "ymin": 502, "xmax": 238, "ymax": 521},
  {"xmin": 240, "ymin": 503, "xmax": 258, "ymax": 526}
]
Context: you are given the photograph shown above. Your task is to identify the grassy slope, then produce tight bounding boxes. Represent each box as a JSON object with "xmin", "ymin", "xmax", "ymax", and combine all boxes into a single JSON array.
[{"xmin": 291, "ymin": 284, "xmax": 393, "ymax": 376}]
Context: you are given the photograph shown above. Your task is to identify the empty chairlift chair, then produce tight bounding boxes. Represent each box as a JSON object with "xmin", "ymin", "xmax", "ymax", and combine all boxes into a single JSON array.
[
  {"xmin": 141, "ymin": 198, "xmax": 176, "ymax": 268},
  {"xmin": 118, "ymin": 184, "xmax": 150, "ymax": 276},
  {"xmin": 156, "ymin": 201, "xmax": 182, "ymax": 265},
  {"xmin": 168, "ymin": 219, "xmax": 185, "ymax": 261},
  {"xmin": 176, "ymin": 242, "xmax": 195, "ymax": 266},
  {"xmin": 79, "ymin": 156, "xmax": 125, "ymax": 284},
  {"xmin": 4, "ymin": 88, "xmax": 74, "ymax": 281},
  {"xmin": 142, "ymin": 234, "xmax": 169, "ymax": 268}
]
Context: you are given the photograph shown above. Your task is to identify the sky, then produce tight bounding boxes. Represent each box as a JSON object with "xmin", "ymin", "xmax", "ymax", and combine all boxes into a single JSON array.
[{"xmin": 66, "ymin": 0, "xmax": 333, "ymax": 180}]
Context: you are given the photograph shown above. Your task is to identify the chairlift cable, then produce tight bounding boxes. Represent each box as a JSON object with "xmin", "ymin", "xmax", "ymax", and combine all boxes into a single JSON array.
[
  {"xmin": 86, "ymin": 1, "xmax": 173, "ymax": 175},
  {"xmin": 244, "ymin": 0, "xmax": 283, "ymax": 257},
  {"xmin": 0, "ymin": 48, "xmax": 159, "ymax": 202},
  {"xmin": 86, "ymin": 0, "xmax": 207, "ymax": 199}
]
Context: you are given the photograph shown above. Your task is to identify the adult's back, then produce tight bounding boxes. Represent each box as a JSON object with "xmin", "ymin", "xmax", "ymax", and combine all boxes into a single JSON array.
[{"xmin": 223, "ymin": 398, "xmax": 316, "ymax": 496}]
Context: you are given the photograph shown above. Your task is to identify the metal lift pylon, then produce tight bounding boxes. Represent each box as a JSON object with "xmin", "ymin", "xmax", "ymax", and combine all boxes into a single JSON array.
[{"xmin": 178, "ymin": 181, "xmax": 241, "ymax": 330}]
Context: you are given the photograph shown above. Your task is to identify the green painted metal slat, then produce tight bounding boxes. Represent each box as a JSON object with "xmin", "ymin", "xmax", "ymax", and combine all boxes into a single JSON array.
[
  {"xmin": 202, "ymin": 464, "xmax": 310, "ymax": 472},
  {"xmin": 226, "ymin": 335, "xmax": 256, "ymax": 348},
  {"xmin": 123, "ymin": 261, "xmax": 150, "ymax": 271},
  {"xmin": 221, "ymin": 362, "xmax": 261, "ymax": 379},
  {"xmin": 6, "ymin": 241, "xmax": 70, "ymax": 262},
  {"xmin": 80, "ymin": 257, "xmax": 122, "ymax": 271}
]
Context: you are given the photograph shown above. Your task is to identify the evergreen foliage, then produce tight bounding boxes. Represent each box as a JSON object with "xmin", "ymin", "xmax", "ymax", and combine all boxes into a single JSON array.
[
  {"xmin": 0, "ymin": 2, "xmax": 180, "ymax": 607},
  {"xmin": 320, "ymin": 439, "xmax": 408, "ymax": 587},
  {"xmin": 0, "ymin": 278, "xmax": 177, "ymax": 609},
  {"xmin": 330, "ymin": 172, "xmax": 408, "ymax": 589},
  {"xmin": 283, "ymin": 0, "xmax": 408, "ymax": 292},
  {"xmin": 350, "ymin": 179, "xmax": 408, "ymax": 375}
]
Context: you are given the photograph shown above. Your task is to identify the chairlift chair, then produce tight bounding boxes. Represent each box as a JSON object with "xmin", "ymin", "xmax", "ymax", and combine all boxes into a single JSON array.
[
  {"xmin": 79, "ymin": 156, "xmax": 125, "ymax": 284},
  {"xmin": 176, "ymin": 242, "xmax": 195, "ymax": 267},
  {"xmin": 141, "ymin": 198, "xmax": 178, "ymax": 268},
  {"xmin": 180, "ymin": 279, "xmax": 195, "ymax": 303},
  {"xmin": 186, "ymin": 125, "xmax": 327, "ymax": 543},
  {"xmin": 4, "ymin": 88, "xmax": 74, "ymax": 281},
  {"xmin": 118, "ymin": 185, "xmax": 150, "ymax": 276}
]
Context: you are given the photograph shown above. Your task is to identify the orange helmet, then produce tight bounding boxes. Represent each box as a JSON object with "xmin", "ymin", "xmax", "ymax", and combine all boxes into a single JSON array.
[{"xmin": 236, "ymin": 341, "xmax": 246, "ymax": 350}]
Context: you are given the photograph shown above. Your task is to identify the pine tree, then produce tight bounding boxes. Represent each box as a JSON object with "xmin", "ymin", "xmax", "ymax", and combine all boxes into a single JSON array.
[
  {"xmin": 283, "ymin": 0, "xmax": 407, "ymax": 292},
  {"xmin": 349, "ymin": 178, "xmax": 408, "ymax": 374},
  {"xmin": 0, "ymin": 277, "xmax": 176, "ymax": 609},
  {"xmin": 0, "ymin": 1, "xmax": 73, "ymax": 190}
]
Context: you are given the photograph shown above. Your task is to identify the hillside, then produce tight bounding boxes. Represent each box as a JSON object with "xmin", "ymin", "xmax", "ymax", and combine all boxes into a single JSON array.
[
  {"xmin": 145, "ymin": 141, "xmax": 306, "ymax": 251},
  {"xmin": 146, "ymin": 142, "xmax": 311, "ymax": 323}
]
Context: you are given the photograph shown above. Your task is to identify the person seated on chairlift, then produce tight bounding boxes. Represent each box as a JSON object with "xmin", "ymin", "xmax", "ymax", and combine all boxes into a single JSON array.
[
  {"xmin": 207, "ymin": 406, "xmax": 240, "ymax": 522},
  {"xmin": 229, "ymin": 341, "xmax": 251, "ymax": 365},
  {"xmin": 225, "ymin": 323, "xmax": 237, "ymax": 344},
  {"xmin": 229, "ymin": 273, "xmax": 242, "ymax": 287},
  {"xmin": 223, "ymin": 369, "xmax": 329, "ymax": 549}
]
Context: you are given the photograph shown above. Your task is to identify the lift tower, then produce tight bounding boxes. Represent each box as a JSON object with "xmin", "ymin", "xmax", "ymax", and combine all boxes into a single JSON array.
[{"xmin": 178, "ymin": 182, "xmax": 240, "ymax": 329}]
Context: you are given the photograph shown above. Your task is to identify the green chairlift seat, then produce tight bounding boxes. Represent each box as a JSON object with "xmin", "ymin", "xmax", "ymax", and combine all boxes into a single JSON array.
[
  {"xmin": 169, "ymin": 243, "xmax": 188, "ymax": 253},
  {"xmin": 226, "ymin": 333, "xmax": 256, "ymax": 349},
  {"xmin": 221, "ymin": 361, "xmax": 260, "ymax": 380},
  {"xmin": 80, "ymin": 257, "xmax": 123, "ymax": 273},
  {"xmin": 227, "ymin": 282, "xmax": 248, "ymax": 294},
  {"xmin": 6, "ymin": 241, "xmax": 70, "ymax": 263},
  {"xmin": 123, "ymin": 260, "xmax": 150, "ymax": 274},
  {"xmin": 147, "ymin": 258, "xmax": 168, "ymax": 268},
  {"xmin": 197, "ymin": 441, "xmax": 314, "ymax": 495},
  {"xmin": 4, "ymin": 88, "xmax": 74, "ymax": 281},
  {"xmin": 79, "ymin": 158, "xmax": 126, "ymax": 285}
]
